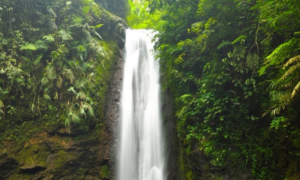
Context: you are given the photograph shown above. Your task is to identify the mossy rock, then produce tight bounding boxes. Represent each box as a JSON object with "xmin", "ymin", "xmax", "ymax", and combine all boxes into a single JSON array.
[
  {"xmin": 16, "ymin": 144, "xmax": 49, "ymax": 170},
  {"xmin": 53, "ymin": 150, "xmax": 79, "ymax": 170},
  {"xmin": 99, "ymin": 165, "xmax": 110, "ymax": 179}
]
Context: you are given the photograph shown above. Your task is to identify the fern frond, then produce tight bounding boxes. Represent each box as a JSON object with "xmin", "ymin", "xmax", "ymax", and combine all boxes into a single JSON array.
[
  {"xmin": 63, "ymin": 69, "xmax": 75, "ymax": 84},
  {"xmin": 34, "ymin": 55, "xmax": 43, "ymax": 65},
  {"xmin": 68, "ymin": 110, "xmax": 80, "ymax": 123},
  {"xmin": 94, "ymin": 45, "xmax": 107, "ymax": 58},
  {"xmin": 90, "ymin": 2, "xmax": 102, "ymax": 17},
  {"xmin": 92, "ymin": 30, "xmax": 102, "ymax": 40},
  {"xmin": 0, "ymin": 100, "xmax": 3, "ymax": 107},
  {"xmin": 79, "ymin": 104, "xmax": 86, "ymax": 116},
  {"xmin": 46, "ymin": 64, "xmax": 57, "ymax": 80},
  {"xmin": 43, "ymin": 35, "xmax": 55, "ymax": 42},
  {"xmin": 58, "ymin": 30, "xmax": 73, "ymax": 41},
  {"xmin": 247, "ymin": 53, "xmax": 259, "ymax": 70},
  {"xmin": 291, "ymin": 81, "xmax": 300, "ymax": 99},
  {"xmin": 51, "ymin": 51, "xmax": 60, "ymax": 60},
  {"xmin": 232, "ymin": 35, "xmax": 246, "ymax": 44},
  {"xmin": 54, "ymin": 91, "xmax": 58, "ymax": 100},
  {"xmin": 279, "ymin": 63, "xmax": 300, "ymax": 81},
  {"xmin": 282, "ymin": 81, "xmax": 294, "ymax": 89},
  {"xmin": 270, "ymin": 90, "xmax": 290, "ymax": 105},
  {"xmin": 84, "ymin": 102, "xmax": 94, "ymax": 116},
  {"xmin": 265, "ymin": 38, "xmax": 297, "ymax": 65},
  {"xmin": 21, "ymin": 43, "xmax": 38, "ymax": 51},
  {"xmin": 82, "ymin": 24, "xmax": 93, "ymax": 41},
  {"xmin": 43, "ymin": 93, "xmax": 51, "ymax": 101},
  {"xmin": 67, "ymin": 87, "xmax": 77, "ymax": 94},
  {"xmin": 76, "ymin": 91, "xmax": 86, "ymax": 100},
  {"xmin": 31, "ymin": 103, "xmax": 35, "ymax": 112},
  {"xmin": 35, "ymin": 40, "xmax": 48, "ymax": 50},
  {"xmin": 232, "ymin": 45, "xmax": 246, "ymax": 59},
  {"xmin": 47, "ymin": 20, "xmax": 58, "ymax": 31},
  {"xmin": 0, "ymin": 100, "xmax": 4, "ymax": 114},
  {"xmin": 56, "ymin": 75, "xmax": 63, "ymax": 88},
  {"xmin": 283, "ymin": 55, "xmax": 300, "ymax": 69},
  {"xmin": 91, "ymin": 24, "xmax": 104, "ymax": 29},
  {"xmin": 47, "ymin": 7, "xmax": 57, "ymax": 18},
  {"xmin": 217, "ymin": 41, "xmax": 231, "ymax": 49},
  {"xmin": 41, "ymin": 77, "xmax": 49, "ymax": 85},
  {"xmin": 82, "ymin": 6, "xmax": 90, "ymax": 15},
  {"xmin": 75, "ymin": 79, "xmax": 88, "ymax": 89}
]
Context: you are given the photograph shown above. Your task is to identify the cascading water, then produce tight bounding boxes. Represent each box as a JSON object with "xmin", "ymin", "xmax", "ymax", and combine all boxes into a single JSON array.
[{"xmin": 117, "ymin": 29, "xmax": 165, "ymax": 180}]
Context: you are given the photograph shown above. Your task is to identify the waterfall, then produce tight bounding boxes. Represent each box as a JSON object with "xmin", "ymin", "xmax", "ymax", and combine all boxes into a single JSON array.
[{"xmin": 117, "ymin": 29, "xmax": 165, "ymax": 180}]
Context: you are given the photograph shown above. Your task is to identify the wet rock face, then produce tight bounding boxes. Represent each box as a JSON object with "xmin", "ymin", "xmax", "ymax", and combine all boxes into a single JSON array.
[
  {"xmin": 0, "ymin": 156, "xmax": 18, "ymax": 179},
  {"xmin": 0, "ymin": 123, "xmax": 114, "ymax": 180},
  {"xmin": 161, "ymin": 89, "xmax": 181, "ymax": 180},
  {"xmin": 105, "ymin": 49, "xmax": 124, "ymax": 180}
]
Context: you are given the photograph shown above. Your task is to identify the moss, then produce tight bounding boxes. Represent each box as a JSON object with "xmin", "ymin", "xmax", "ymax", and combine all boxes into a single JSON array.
[
  {"xmin": 54, "ymin": 150, "xmax": 78, "ymax": 170},
  {"xmin": 186, "ymin": 171, "xmax": 193, "ymax": 180},
  {"xmin": 76, "ymin": 167, "xmax": 87, "ymax": 179},
  {"xmin": 99, "ymin": 165, "xmax": 110, "ymax": 179},
  {"xmin": 8, "ymin": 173, "xmax": 32, "ymax": 180},
  {"xmin": 16, "ymin": 144, "xmax": 48, "ymax": 169},
  {"xmin": 286, "ymin": 161, "xmax": 300, "ymax": 179},
  {"xmin": 0, "ymin": 119, "xmax": 42, "ymax": 148}
]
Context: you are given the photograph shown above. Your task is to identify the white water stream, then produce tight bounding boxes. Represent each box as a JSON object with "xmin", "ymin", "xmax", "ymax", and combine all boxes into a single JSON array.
[{"xmin": 117, "ymin": 29, "xmax": 165, "ymax": 180}]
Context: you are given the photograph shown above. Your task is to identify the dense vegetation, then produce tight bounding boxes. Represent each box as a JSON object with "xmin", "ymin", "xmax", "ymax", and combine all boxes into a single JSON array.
[
  {"xmin": 0, "ymin": 0, "xmax": 127, "ymax": 144},
  {"xmin": 128, "ymin": 0, "xmax": 300, "ymax": 179},
  {"xmin": 1, "ymin": 0, "xmax": 299, "ymax": 179}
]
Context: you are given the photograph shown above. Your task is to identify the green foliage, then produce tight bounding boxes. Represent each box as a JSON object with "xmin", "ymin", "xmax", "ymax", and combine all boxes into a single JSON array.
[
  {"xmin": 147, "ymin": 0, "xmax": 300, "ymax": 178},
  {"xmin": 82, "ymin": 6, "xmax": 90, "ymax": 15},
  {"xmin": 126, "ymin": 0, "xmax": 165, "ymax": 29},
  {"xmin": 20, "ymin": 43, "xmax": 38, "ymax": 51},
  {"xmin": 0, "ymin": 0, "xmax": 116, "ymax": 134}
]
